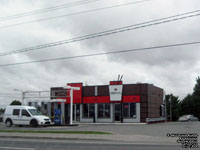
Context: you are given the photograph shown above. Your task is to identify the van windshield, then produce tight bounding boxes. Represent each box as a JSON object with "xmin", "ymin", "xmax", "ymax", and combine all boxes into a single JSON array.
[{"xmin": 28, "ymin": 109, "xmax": 42, "ymax": 116}]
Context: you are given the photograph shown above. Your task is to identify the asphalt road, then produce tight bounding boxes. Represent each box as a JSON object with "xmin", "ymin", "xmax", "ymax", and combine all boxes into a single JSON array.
[
  {"xmin": 0, "ymin": 138, "xmax": 182, "ymax": 150},
  {"xmin": 0, "ymin": 122, "xmax": 199, "ymax": 137}
]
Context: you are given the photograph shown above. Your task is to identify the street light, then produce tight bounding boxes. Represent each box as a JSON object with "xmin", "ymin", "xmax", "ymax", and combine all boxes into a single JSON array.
[
  {"xmin": 13, "ymin": 89, "xmax": 26, "ymax": 106},
  {"xmin": 63, "ymin": 86, "xmax": 80, "ymax": 125}
]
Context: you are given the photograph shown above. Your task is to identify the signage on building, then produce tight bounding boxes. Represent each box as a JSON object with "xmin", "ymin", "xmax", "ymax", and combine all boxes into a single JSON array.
[{"xmin": 109, "ymin": 85, "xmax": 123, "ymax": 101}]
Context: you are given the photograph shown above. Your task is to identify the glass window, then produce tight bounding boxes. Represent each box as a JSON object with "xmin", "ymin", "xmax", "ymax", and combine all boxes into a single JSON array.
[
  {"xmin": 98, "ymin": 104, "xmax": 104, "ymax": 118},
  {"xmin": 22, "ymin": 109, "xmax": 30, "ymax": 117},
  {"xmin": 83, "ymin": 104, "xmax": 94, "ymax": 118},
  {"xmin": 123, "ymin": 103, "xmax": 129, "ymax": 118},
  {"xmin": 105, "ymin": 103, "xmax": 110, "ymax": 118},
  {"xmin": 89, "ymin": 104, "xmax": 94, "ymax": 118},
  {"xmin": 130, "ymin": 103, "xmax": 136, "ymax": 118},
  {"xmin": 13, "ymin": 109, "xmax": 20, "ymax": 115},
  {"xmin": 123, "ymin": 103, "xmax": 137, "ymax": 118},
  {"xmin": 83, "ymin": 104, "xmax": 89, "ymax": 118},
  {"xmin": 28, "ymin": 109, "xmax": 41, "ymax": 116},
  {"xmin": 98, "ymin": 103, "xmax": 110, "ymax": 118}
]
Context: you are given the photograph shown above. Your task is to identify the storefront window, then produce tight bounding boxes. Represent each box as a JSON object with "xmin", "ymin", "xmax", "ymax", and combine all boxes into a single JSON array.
[
  {"xmin": 130, "ymin": 103, "xmax": 136, "ymax": 118},
  {"xmin": 83, "ymin": 104, "xmax": 94, "ymax": 118},
  {"xmin": 98, "ymin": 104, "xmax": 104, "ymax": 118},
  {"xmin": 123, "ymin": 103, "xmax": 136, "ymax": 118},
  {"xmin": 123, "ymin": 103, "xmax": 129, "ymax": 118},
  {"xmin": 105, "ymin": 103, "xmax": 110, "ymax": 118},
  {"xmin": 89, "ymin": 104, "xmax": 94, "ymax": 118},
  {"xmin": 83, "ymin": 104, "xmax": 89, "ymax": 118},
  {"xmin": 98, "ymin": 103, "xmax": 110, "ymax": 118}
]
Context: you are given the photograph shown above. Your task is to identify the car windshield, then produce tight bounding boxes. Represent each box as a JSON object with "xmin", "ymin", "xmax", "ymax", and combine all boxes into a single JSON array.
[{"xmin": 28, "ymin": 109, "xmax": 42, "ymax": 116}]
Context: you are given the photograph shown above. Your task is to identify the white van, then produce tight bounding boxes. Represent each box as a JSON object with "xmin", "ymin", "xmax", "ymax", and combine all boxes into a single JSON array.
[{"xmin": 3, "ymin": 106, "xmax": 51, "ymax": 127}]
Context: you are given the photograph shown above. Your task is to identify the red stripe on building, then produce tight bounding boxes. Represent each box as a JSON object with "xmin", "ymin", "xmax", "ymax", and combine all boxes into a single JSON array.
[
  {"xmin": 83, "ymin": 96, "xmax": 110, "ymax": 103},
  {"xmin": 122, "ymin": 96, "xmax": 140, "ymax": 103}
]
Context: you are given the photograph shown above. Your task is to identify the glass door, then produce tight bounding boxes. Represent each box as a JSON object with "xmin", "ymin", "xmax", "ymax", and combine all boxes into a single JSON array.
[{"xmin": 114, "ymin": 103, "xmax": 121, "ymax": 122}]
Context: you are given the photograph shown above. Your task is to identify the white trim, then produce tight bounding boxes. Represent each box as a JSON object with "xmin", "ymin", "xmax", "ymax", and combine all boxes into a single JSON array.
[{"xmin": 50, "ymin": 99, "xmax": 66, "ymax": 102}]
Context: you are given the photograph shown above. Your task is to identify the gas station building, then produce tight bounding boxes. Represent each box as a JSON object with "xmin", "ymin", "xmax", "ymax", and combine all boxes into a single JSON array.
[{"xmin": 50, "ymin": 81, "xmax": 165, "ymax": 124}]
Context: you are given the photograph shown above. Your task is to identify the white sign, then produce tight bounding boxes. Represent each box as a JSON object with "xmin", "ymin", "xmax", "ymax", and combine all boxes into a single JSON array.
[{"xmin": 109, "ymin": 85, "xmax": 123, "ymax": 101}]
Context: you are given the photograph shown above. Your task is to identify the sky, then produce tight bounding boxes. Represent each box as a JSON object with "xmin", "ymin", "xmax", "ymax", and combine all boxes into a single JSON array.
[{"xmin": 0, "ymin": 0, "xmax": 200, "ymax": 107}]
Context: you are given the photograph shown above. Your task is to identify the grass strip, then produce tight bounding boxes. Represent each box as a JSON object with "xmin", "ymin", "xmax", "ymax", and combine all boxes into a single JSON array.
[{"xmin": 0, "ymin": 130, "xmax": 112, "ymax": 135}]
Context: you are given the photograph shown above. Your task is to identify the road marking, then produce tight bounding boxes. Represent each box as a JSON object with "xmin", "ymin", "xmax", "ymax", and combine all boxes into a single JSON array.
[{"xmin": 0, "ymin": 147, "xmax": 34, "ymax": 150}]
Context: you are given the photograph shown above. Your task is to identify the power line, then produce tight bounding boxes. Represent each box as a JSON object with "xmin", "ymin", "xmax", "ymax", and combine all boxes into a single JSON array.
[
  {"xmin": 0, "ymin": 10, "xmax": 200, "ymax": 57},
  {"xmin": 0, "ymin": 0, "xmax": 152, "ymax": 29},
  {"xmin": 0, "ymin": 41, "xmax": 199, "ymax": 67},
  {"xmin": 0, "ymin": 0, "xmax": 103, "ymax": 21},
  {"xmin": 0, "ymin": 95, "xmax": 21, "ymax": 98}
]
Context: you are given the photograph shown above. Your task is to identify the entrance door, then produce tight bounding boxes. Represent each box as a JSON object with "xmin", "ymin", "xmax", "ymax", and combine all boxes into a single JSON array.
[{"xmin": 114, "ymin": 103, "xmax": 121, "ymax": 122}]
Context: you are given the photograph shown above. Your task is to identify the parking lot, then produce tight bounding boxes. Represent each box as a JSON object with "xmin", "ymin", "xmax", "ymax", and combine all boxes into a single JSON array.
[{"xmin": 0, "ymin": 121, "xmax": 199, "ymax": 137}]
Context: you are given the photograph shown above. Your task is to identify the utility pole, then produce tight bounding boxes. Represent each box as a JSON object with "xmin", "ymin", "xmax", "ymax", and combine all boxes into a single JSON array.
[
  {"xmin": 170, "ymin": 95, "xmax": 172, "ymax": 122},
  {"xmin": 14, "ymin": 89, "xmax": 26, "ymax": 106},
  {"xmin": 163, "ymin": 91, "xmax": 167, "ymax": 122},
  {"xmin": 22, "ymin": 91, "xmax": 25, "ymax": 106}
]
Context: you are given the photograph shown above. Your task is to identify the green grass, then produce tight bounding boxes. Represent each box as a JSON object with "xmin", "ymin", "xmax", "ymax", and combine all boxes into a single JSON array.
[{"xmin": 0, "ymin": 130, "xmax": 112, "ymax": 135}]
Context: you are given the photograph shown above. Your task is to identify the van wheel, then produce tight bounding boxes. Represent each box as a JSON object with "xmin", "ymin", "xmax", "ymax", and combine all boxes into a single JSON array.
[
  {"xmin": 30, "ymin": 120, "xmax": 38, "ymax": 127},
  {"xmin": 5, "ymin": 119, "xmax": 12, "ymax": 127}
]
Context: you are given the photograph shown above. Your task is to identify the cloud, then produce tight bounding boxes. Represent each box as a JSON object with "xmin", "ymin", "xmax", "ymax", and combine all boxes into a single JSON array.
[{"xmin": 0, "ymin": 0, "xmax": 200, "ymax": 107}]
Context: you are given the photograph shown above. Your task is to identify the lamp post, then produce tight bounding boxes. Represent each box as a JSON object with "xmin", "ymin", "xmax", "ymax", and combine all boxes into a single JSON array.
[
  {"xmin": 63, "ymin": 86, "xmax": 80, "ymax": 125},
  {"xmin": 13, "ymin": 89, "xmax": 26, "ymax": 106}
]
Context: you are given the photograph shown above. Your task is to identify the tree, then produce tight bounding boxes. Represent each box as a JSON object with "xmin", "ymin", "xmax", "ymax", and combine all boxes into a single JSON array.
[
  {"xmin": 179, "ymin": 76, "xmax": 200, "ymax": 119},
  {"xmin": 165, "ymin": 94, "xmax": 180, "ymax": 121},
  {"xmin": 193, "ymin": 76, "xmax": 200, "ymax": 96},
  {"xmin": 10, "ymin": 100, "xmax": 22, "ymax": 106},
  {"xmin": 179, "ymin": 94, "xmax": 193, "ymax": 116}
]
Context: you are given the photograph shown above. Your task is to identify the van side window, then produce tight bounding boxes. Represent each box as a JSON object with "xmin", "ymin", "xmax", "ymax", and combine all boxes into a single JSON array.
[
  {"xmin": 13, "ymin": 109, "xmax": 20, "ymax": 115},
  {"xmin": 22, "ymin": 109, "xmax": 30, "ymax": 117}
]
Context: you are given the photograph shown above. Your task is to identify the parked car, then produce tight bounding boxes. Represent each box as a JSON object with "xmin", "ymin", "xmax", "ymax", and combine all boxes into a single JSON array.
[
  {"xmin": 178, "ymin": 115, "xmax": 199, "ymax": 122},
  {"xmin": 3, "ymin": 105, "xmax": 51, "ymax": 127}
]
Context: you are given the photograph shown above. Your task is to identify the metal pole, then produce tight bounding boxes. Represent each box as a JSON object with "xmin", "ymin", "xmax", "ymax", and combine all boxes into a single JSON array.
[
  {"xmin": 170, "ymin": 95, "xmax": 172, "ymax": 122},
  {"xmin": 70, "ymin": 89, "xmax": 73, "ymax": 125},
  {"xmin": 164, "ymin": 93, "xmax": 167, "ymax": 122},
  {"xmin": 22, "ymin": 91, "xmax": 25, "ymax": 106}
]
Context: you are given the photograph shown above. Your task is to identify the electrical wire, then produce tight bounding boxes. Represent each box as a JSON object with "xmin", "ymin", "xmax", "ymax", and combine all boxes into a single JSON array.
[
  {"xmin": 0, "ymin": 95, "xmax": 21, "ymax": 98},
  {"xmin": 0, "ymin": 0, "xmax": 152, "ymax": 29},
  {"xmin": 0, "ymin": 9, "xmax": 200, "ymax": 57},
  {"xmin": 0, "ymin": 41, "xmax": 199, "ymax": 67},
  {"xmin": 0, "ymin": 0, "xmax": 104, "ymax": 21}
]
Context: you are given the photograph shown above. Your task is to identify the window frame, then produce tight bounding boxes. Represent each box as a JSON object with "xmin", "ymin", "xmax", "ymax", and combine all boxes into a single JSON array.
[
  {"xmin": 13, "ymin": 109, "xmax": 20, "ymax": 116},
  {"xmin": 82, "ymin": 104, "xmax": 95, "ymax": 118},
  {"xmin": 123, "ymin": 103, "xmax": 137, "ymax": 119},
  {"xmin": 97, "ymin": 103, "xmax": 111, "ymax": 119},
  {"xmin": 22, "ymin": 109, "xmax": 31, "ymax": 117}
]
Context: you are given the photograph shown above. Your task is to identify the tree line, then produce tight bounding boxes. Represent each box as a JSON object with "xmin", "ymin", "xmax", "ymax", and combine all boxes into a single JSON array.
[{"xmin": 166, "ymin": 76, "xmax": 200, "ymax": 121}]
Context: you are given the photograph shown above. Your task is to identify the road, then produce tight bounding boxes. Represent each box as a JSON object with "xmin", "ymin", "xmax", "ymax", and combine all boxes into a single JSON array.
[
  {"xmin": 0, "ymin": 138, "xmax": 182, "ymax": 150},
  {"xmin": 0, "ymin": 122, "xmax": 200, "ymax": 137}
]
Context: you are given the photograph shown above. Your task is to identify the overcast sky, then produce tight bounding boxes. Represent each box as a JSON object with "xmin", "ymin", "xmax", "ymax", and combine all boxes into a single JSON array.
[{"xmin": 0, "ymin": 0, "xmax": 200, "ymax": 107}]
